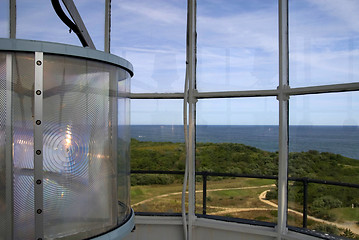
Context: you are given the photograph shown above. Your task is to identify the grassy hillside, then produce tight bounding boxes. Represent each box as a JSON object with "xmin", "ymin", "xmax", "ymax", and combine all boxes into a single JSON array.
[
  {"xmin": 131, "ymin": 138, "xmax": 359, "ymax": 183},
  {"xmin": 130, "ymin": 139, "xmax": 359, "ymax": 216},
  {"xmin": 130, "ymin": 139, "xmax": 359, "ymax": 238}
]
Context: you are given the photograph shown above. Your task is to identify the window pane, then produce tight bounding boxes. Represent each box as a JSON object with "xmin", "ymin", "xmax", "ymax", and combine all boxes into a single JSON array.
[
  {"xmin": 76, "ymin": 0, "xmax": 105, "ymax": 51},
  {"xmin": 130, "ymin": 100, "xmax": 185, "ymax": 213},
  {"xmin": 197, "ymin": 0, "xmax": 278, "ymax": 92},
  {"xmin": 112, "ymin": 1, "xmax": 186, "ymax": 93},
  {"xmin": 0, "ymin": 1, "xmax": 9, "ymax": 38},
  {"xmin": 288, "ymin": 92, "xmax": 359, "ymax": 237},
  {"xmin": 118, "ymin": 74, "xmax": 131, "ymax": 222},
  {"xmin": 289, "ymin": 0, "xmax": 359, "ymax": 87},
  {"xmin": 196, "ymin": 98, "xmax": 278, "ymax": 224},
  {"xmin": 290, "ymin": 92, "xmax": 359, "ymax": 162},
  {"xmin": 17, "ymin": 0, "xmax": 104, "ymax": 49}
]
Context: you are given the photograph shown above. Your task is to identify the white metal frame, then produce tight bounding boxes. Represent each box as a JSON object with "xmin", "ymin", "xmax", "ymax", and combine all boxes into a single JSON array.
[
  {"xmin": 128, "ymin": 0, "xmax": 359, "ymax": 239},
  {"xmin": 186, "ymin": 0, "xmax": 197, "ymax": 239},
  {"xmin": 277, "ymin": 0, "xmax": 289, "ymax": 238}
]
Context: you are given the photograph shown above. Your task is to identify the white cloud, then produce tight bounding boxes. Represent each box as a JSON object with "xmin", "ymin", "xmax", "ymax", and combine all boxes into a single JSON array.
[
  {"xmin": 307, "ymin": 0, "xmax": 359, "ymax": 33},
  {"xmin": 197, "ymin": 9, "xmax": 278, "ymax": 52},
  {"xmin": 288, "ymin": 0, "xmax": 359, "ymax": 86},
  {"xmin": 119, "ymin": 1, "xmax": 184, "ymax": 25}
]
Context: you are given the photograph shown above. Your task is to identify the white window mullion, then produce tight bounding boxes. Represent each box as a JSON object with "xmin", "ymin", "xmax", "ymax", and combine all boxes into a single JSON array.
[{"xmin": 277, "ymin": 0, "xmax": 289, "ymax": 238}]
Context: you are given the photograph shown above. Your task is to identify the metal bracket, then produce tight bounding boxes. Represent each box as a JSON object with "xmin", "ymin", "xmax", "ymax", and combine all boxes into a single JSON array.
[
  {"xmin": 34, "ymin": 52, "xmax": 44, "ymax": 239},
  {"xmin": 187, "ymin": 89, "xmax": 198, "ymax": 103},
  {"xmin": 276, "ymin": 85, "xmax": 290, "ymax": 101}
]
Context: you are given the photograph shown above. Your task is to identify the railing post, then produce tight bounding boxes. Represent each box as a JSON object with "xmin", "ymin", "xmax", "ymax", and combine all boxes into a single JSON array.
[
  {"xmin": 302, "ymin": 178, "xmax": 308, "ymax": 228},
  {"xmin": 203, "ymin": 172, "xmax": 207, "ymax": 215}
]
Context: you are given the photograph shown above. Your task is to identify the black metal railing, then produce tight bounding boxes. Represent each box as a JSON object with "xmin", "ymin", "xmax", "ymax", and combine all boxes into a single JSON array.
[{"xmin": 131, "ymin": 170, "xmax": 359, "ymax": 229}]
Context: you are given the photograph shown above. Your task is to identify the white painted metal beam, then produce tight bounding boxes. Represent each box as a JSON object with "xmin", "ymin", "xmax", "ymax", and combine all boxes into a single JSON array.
[
  {"xmin": 285, "ymin": 82, "xmax": 359, "ymax": 96},
  {"xmin": 277, "ymin": 0, "xmax": 289, "ymax": 239},
  {"xmin": 196, "ymin": 89, "xmax": 279, "ymax": 99},
  {"xmin": 187, "ymin": 0, "xmax": 197, "ymax": 239},
  {"xmin": 130, "ymin": 93, "xmax": 184, "ymax": 99},
  {"xmin": 129, "ymin": 82, "xmax": 359, "ymax": 100}
]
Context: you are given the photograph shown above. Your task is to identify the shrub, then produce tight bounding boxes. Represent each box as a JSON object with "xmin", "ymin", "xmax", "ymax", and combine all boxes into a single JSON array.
[
  {"xmin": 311, "ymin": 209, "xmax": 336, "ymax": 221},
  {"xmin": 131, "ymin": 174, "xmax": 175, "ymax": 186},
  {"xmin": 265, "ymin": 190, "xmax": 277, "ymax": 200},
  {"xmin": 255, "ymin": 216, "xmax": 269, "ymax": 221},
  {"xmin": 341, "ymin": 229, "xmax": 356, "ymax": 239},
  {"xmin": 313, "ymin": 223, "xmax": 340, "ymax": 235},
  {"xmin": 312, "ymin": 195, "xmax": 342, "ymax": 209}
]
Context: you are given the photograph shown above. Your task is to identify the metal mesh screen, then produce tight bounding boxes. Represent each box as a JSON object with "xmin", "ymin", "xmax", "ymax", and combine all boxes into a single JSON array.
[{"xmin": 0, "ymin": 53, "xmax": 7, "ymax": 239}]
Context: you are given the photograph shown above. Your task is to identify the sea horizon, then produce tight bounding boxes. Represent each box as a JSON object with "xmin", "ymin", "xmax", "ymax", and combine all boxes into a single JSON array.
[{"xmin": 130, "ymin": 125, "xmax": 359, "ymax": 160}]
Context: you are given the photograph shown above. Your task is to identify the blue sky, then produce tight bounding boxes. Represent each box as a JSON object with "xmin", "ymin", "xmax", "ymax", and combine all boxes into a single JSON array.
[{"xmin": 0, "ymin": 0, "xmax": 358, "ymax": 125}]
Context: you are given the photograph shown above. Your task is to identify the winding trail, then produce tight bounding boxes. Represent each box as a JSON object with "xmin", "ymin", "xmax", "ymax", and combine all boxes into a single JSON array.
[
  {"xmin": 132, "ymin": 184, "xmax": 275, "ymax": 207},
  {"xmin": 132, "ymin": 184, "xmax": 359, "ymax": 234},
  {"xmin": 258, "ymin": 190, "xmax": 359, "ymax": 235}
]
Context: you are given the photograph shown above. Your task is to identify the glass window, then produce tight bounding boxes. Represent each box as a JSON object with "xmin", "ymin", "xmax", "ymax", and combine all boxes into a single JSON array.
[
  {"xmin": 112, "ymin": 0, "xmax": 186, "ymax": 93},
  {"xmin": 290, "ymin": 92, "xmax": 359, "ymax": 162},
  {"xmin": 0, "ymin": 1, "xmax": 9, "ymax": 38},
  {"xmin": 289, "ymin": 0, "xmax": 359, "ymax": 87},
  {"xmin": 196, "ymin": 98, "xmax": 278, "ymax": 223},
  {"xmin": 288, "ymin": 92, "xmax": 359, "ymax": 237},
  {"xmin": 130, "ymin": 99, "xmax": 185, "ymax": 213},
  {"xmin": 17, "ymin": 0, "xmax": 104, "ymax": 49},
  {"xmin": 197, "ymin": 0, "xmax": 278, "ymax": 92},
  {"xmin": 17, "ymin": 0, "xmax": 78, "ymax": 45},
  {"xmin": 118, "ymin": 73, "xmax": 131, "ymax": 221},
  {"xmin": 76, "ymin": 0, "xmax": 105, "ymax": 51}
]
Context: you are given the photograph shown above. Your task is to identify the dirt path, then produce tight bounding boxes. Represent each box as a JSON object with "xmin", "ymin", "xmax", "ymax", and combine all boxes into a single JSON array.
[
  {"xmin": 132, "ymin": 184, "xmax": 275, "ymax": 207},
  {"xmin": 132, "ymin": 185, "xmax": 359, "ymax": 235},
  {"xmin": 258, "ymin": 190, "xmax": 359, "ymax": 235}
]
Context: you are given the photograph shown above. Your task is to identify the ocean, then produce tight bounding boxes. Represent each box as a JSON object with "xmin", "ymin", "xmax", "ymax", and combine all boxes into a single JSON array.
[{"xmin": 131, "ymin": 125, "xmax": 359, "ymax": 160}]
